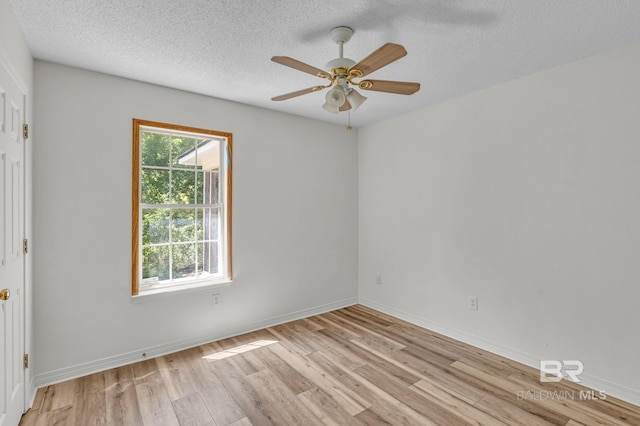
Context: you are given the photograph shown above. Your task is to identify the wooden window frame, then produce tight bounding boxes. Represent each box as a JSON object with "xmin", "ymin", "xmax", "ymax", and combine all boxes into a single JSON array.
[{"xmin": 132, "ymin": 119, "xmax": 232, "ymax": 296}]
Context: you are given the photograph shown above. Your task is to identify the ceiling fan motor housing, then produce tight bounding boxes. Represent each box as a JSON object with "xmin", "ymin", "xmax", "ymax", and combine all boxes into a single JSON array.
[
  {"xmin": 330, "ymin": 26, "xmax": 353, "ymax": 44},
  {"xmin": 326, "ymin": 57, "xmax": 356, "ymax": 71}
]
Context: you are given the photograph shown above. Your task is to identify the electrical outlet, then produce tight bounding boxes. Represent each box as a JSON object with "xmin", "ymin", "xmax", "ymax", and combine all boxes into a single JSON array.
[
  {"xmin": 212, "ymin": 293, "xmax": 222, "ymax": 308},
  {"xmin": 376, "ymin": 275, "xmax": 382, "ymax": 285},
  {"xmin": 468, "ymin": 296, "xmax": 478, "ymax": 310}
]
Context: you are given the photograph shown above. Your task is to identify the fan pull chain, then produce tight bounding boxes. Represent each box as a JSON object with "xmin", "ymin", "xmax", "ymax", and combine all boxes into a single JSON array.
[{"xmin": 346, "ymin": 110, "xmax": 352, "ymax": 131}]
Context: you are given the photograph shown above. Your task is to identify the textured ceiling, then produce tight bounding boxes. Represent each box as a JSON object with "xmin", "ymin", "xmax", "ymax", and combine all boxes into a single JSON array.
[{"xmin": 8, "ymin": 0, "xmax": 640, "ymax": 128}]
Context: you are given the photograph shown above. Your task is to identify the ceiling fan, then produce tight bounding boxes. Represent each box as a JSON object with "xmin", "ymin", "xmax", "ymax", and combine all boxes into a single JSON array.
[{"xmin": 271, "ymin": 26, "xmax": 420, "ymax": 114}]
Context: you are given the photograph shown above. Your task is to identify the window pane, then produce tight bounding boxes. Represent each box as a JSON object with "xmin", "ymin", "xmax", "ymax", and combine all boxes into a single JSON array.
[
  {"xmin": 197, "ymin": 170, "xmax": 219, "ymax": 204},
  {"xmin": 141, "ymin": 169, "xmax": 170, "ymax": 204},
  {"xmin": 171, "ymin": 170, "xmax": 196, "ymax": 204},
  {"xmin": 172, "ymin": 136, "xmax": 198, "ymax": 168},
  {"xmin": 198, "ymin": 241, "xmax": 219, "ymax": 275},
  {"xmin": 172, "ymin": 243, "xmax": 196, "ymax": 279},
  {"xmin": 197, "ymin": 208, "xmax": 219, "ymax": 241},
  {"xmin": 142, "ymin": 245, "xmax": 170, "ymax": 281},
  {"xmin": 141, "ymin": 132, "xmax": 170, "ymax": 167},
  {"xmin": 142, "ymin": 209, "xmax": 170, "ymax": 244},
  {"xmin": 172, "ymin": 209, "xmax": 196, "ymax": 243}
]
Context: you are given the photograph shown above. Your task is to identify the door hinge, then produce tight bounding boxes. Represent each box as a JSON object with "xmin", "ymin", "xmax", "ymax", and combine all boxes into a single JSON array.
[
  {"xmin": 23, "ymin": 353, "xmax": 29, "ymax": 369},
  {"xmin": 23, "ymin": 123, "xmax": 29, "ymax": 140},
  {"xmin": 23, "ymin": 239, "xmax": 28, "ymax": 254}
]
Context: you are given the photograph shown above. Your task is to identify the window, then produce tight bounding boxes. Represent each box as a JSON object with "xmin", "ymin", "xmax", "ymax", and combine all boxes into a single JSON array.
[{"xmin": 132, "ymin": 119, "xmax": 232, "ymax": 296}]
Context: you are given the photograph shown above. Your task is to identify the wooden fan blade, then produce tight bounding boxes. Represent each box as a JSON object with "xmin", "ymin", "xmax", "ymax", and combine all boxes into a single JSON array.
[
  {"xmin": 358, "ymin": 79, "xmax": 420, "ymax": 95},
  {"xmin": 271, "ymin": 56, "xmax": 331, "ymax": 78},
  {"xmin": 339, "ymin": 100, "xmax": 352, "ymax": 112},
  {"xmin": 271, "ymin": 86, "xmax": 326, "ymax": 101},
  {"xmin": 349, "ymin": 43, "xmax": 407, "ymax": 77}
]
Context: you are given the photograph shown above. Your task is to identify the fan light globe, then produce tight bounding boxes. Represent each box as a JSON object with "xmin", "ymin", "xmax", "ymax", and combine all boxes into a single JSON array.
[
  {"xmin": 346, "ymin": 88, "xmax": 367, "ymax": 111},
  {"xmin": 323, "ymin": 85, "xmax": 346, "ymax": 113},
  {"xmin": 322, "ymin": 103, "xmax": 340, "ymax": 114}
]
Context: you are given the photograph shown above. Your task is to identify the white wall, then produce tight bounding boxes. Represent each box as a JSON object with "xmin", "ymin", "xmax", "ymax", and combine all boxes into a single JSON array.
[
  {"xmin": 358, "ymin": 42, "xmax": 640, "ymax": 404},
  {"xmin": 33, "ymin": 61, "xmax": 358, "ymax": 383},
  {"xmin": 1, "ymin": 0, "xmax": 34, "ymax": 406},
  {"xmin": 0, "ymin": 0, "xmax": 32, "ymax": 78}
]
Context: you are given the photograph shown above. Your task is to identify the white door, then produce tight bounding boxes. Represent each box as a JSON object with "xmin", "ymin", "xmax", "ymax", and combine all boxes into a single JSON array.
[{"xmin": 0, "ymin": 59, "xmax": 25, "ymax": 426}]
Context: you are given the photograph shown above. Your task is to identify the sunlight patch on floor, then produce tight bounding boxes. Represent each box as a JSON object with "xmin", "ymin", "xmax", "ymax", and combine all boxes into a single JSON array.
[{"xmin": 202, "ymin": 339, "xmax": 279, "ymax": 361}]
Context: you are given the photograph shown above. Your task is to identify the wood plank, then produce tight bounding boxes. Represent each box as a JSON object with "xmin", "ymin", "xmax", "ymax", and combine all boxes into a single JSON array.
[
  {"xmin": 207, "ymin": 337, "xmax": 270, "ymax": 375},
  {"xmin": 348, "ymin": 333, "xmax": 456, "ymax": 384},
  {"xmin": 297, "ymin": 386, "xmax": 365, "ymax": 425},
  {"xmin": 172, "ymin": 393, "xmax": 215, "ymax": 426},
  {"xmin": 354, "ymin": 363, "xmax": 470, "ymax": 426},
  {"xmin": 307, "ymin": 350, "xmax": 381, "ymax": 404},
  {"xmin": 134, "ymin": 371, "xmax": 180, "ymax": 426},
  {"xmin": 251, "ymin": 345, "xmax": 315, "ymax": 394},
  {"xmin": 180, "ymin": 346, "xmax": 229, "ymax": 391},
  {"xmin": 409, "ymin": 381, "xmax": 511, "ymax": 426},
  {"xmin": 266, "ymin": 325, "xmax": 318, "ymax": 356},
  {"xmin": 16, "ymin": 409, "xmax": 39, "ymax": 426},
  {"xmin": 34, "ymin": 406, "xmax": 75, "ymax": 426},
  {"xmin": 198, "ymin": 379, "xmax": 246, "ymax": 425},
  {"xmin": 473, "ymin": 394, "xmax": 558, "ymax": 426},
  {"xmin": 131, "ymin": 358, "xmax": 159, "ymax": 382},
  {"xmin": 79, "ymin": 371, "xmax": 106, "ymax": 395},
  {"xmin": 303, "ymin": 329, "xmax": 368, "ymax": 370},
  {"xmin": 226, "ymin": 417, "xmax": 253, "ymax": 426},
  {"xmin": 105, "ymin": 365, "xmax": 144, "ymax": 426},
  {"xmin": 268, "ymin": 341, "xmax": 370, "ymax": 416},
  {"xmin": 309, "ymin": 350, "xmax": 435, "ymax": 425},
  {"xmin": 72, "ymin": 391, "xmax": 107, "ymax": 426},
  {"xmin": 412, "ymin": 372, "xmax": 487, "ymax": 406},
  {"xmin": 40, "ymin": 379, "xmax": 79, "ymax": 412},
  {"xmin": 456, "ymin": 354, "xmax": 521, "ymax": 378},
  {"xmin": 314, "ymin": 313, "xmax": 365, "ymax": 340},
  {"xmin": 318, "ymin": 328, "xmax": 420, "ymax": 385},
  {"xmin": 156, "ymin": 351, "xmax": 197, "ymax": 401},
  {"xmin": 214, "ymin": 358, "xmax": 277, "ymax": 426},
  {"xmin": 346, "ymin": 376, "xmax": 437, "ymax": 425},
  {"xmin": 339, "ymin": 305, "xmax": 395, "ymax": 327},
  {"xmin": 353, "ymin": 407, "xmax": 395, "ymax": 425},
  {"xmin": 243, "ymin": 369, "xmax": 322, "ymax": 425},
  {"xmin": 326, "ymin": 311, "xmax": 403, "ymax": 348}
]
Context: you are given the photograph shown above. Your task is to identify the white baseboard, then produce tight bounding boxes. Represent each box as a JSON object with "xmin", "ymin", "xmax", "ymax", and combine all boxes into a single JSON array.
[
  {"xmin": 359, "ymin": 298, "xmax": 640, "ymax": 407},
  {"xmin": 34, "ymin": 297, "xmax": 358, "ymax": 388}
]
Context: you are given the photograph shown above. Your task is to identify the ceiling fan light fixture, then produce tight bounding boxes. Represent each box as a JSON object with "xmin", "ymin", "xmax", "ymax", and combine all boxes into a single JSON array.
[
  {"xmin": 322, "ymin": 102, "xmax": 341, "ymax": 114},
  {"xmin": 324, "ymin": 84, "xmax": 346, "ymax": 109},
  {"xmin": 346, "ymin": 88, "xmax": 367, "ymax": 111}
]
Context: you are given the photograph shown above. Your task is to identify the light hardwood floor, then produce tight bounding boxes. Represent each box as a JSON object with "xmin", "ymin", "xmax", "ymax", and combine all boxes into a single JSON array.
[{"xmin": 20, "ymin": 305, "xmax": 640, "ymax": 425}]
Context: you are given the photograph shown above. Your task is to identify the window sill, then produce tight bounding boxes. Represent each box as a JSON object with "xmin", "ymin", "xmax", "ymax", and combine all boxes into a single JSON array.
[{"xmin": 130, "ymin": 279, "xmax": 232, "ymax": 304}]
